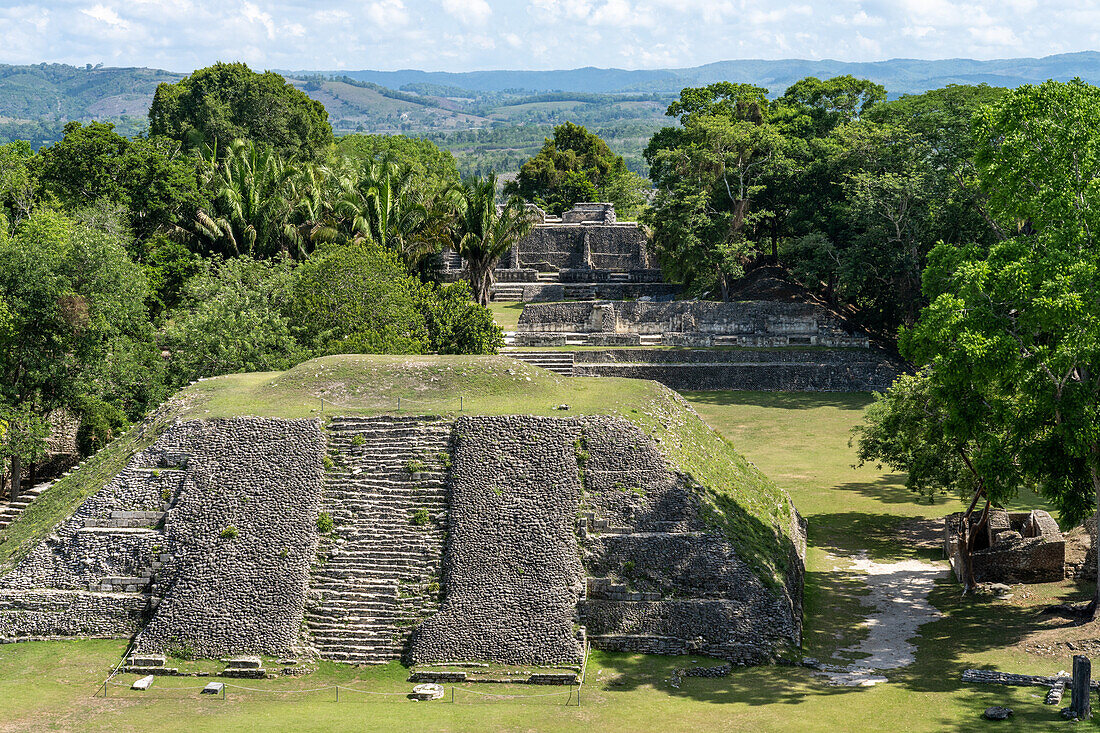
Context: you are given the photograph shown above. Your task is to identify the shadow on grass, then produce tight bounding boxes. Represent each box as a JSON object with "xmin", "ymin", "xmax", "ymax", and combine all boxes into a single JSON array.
[
  {"xmin": 827, "ymin": 473, "xmax": 926, "ymax": 506},
  {"xmin": 682, "ymin": 391, "xmax": 874, "ymax": 411},
  {"xmin": 809, "ymin": 511, "xmax": 941, "ymax": 562},
  {"xmin": 591, "ymin": 651, "xmax": 863, "ymax": 706}
]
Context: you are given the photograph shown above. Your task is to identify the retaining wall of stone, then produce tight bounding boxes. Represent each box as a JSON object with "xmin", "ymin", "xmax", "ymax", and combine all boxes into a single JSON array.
[
  {"xmin": 576, "ymin": 416, "xmax": 804, "ymax": 665},
  {"xmin": 135, "ymin": 418, "xmax": 325, "ymax": 657},
  {"xmin": 0, "ymin": 418, "xmax": 325, "ymax": 658},
  {"xmin": 409, "ymin": 416, "xmax": 587, "ymax": 666},
  {"xmin": 572, "ymin": 348, "xmax": 903, "ymax": 392},
  {"xmin": 518, "ymin": 300, "xmax": 857, "ymax": 337}
]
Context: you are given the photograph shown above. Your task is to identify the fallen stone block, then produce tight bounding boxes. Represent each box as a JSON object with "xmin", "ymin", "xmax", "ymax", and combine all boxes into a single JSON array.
[
  {"xmin": 226, "ymin": 655, "xmax": 262, "ymax": 669},
  {"xmin": 132, "ymin": 675, "xmax": 155, "ymax": 691},
  {"xmin": 201, "ymin": 682, "xmax": 224, "ymax": 695}
]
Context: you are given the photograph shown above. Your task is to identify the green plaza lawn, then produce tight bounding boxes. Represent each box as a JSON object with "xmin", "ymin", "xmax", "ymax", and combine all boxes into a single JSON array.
[{"xmin": 1, "ymin": 390, "xmax": 1096, "ymax": 731}]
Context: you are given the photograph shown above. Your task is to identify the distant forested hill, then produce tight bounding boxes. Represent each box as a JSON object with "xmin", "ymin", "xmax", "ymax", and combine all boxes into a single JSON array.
[
  {"xmin": 0, "ymin": 63, "xmax": 182, "ymax": 146},
  {"xmin": 291, "ymin": 51, "xmax": 1100, "ymax": 95},
  {"xmin": 4, "ymin": 52, "xmax": 1100, "ymax": 173}
]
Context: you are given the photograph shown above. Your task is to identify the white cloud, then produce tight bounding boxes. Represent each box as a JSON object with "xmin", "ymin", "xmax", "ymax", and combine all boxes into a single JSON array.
[
  {"xmin": 442, "ymin": 0, "xmax": 492, "ymax": 25},
  {"xmin": 242, "ymin": 2, "xmax": 275, "ymax": 39},
  {"xmin": 80, "ymin": 4, "xmax": 129, "ymax": 30},
  {"xmin": 365, "ymin": 0, "xmax": 408, "ymax": 26},
  {"xmin": 0, "ymin": 0, "xmax": 1091, "ymax": 74}
]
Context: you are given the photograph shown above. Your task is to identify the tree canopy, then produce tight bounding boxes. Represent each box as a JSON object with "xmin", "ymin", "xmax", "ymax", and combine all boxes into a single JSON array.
[
  {"xmin": 148, "ymin": 62, "xmax": 333, "ymax": 160},
  {"xmin": 505, "ymin": 122, "xmax": 648, "ymax": 217}
]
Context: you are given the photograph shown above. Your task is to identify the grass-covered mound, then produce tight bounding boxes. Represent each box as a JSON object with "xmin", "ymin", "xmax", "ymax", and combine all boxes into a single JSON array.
[{"xmin": 0, "ymin": 354, "xmax": 798, "ymax": 589}]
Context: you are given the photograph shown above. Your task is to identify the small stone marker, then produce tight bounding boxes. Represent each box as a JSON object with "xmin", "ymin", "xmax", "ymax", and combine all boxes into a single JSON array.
[
  {"xmin": 410, "ymin": 683, "xmax": 444, "ymax": 701},
  {"xmin": 127, "ymin": 654, "xmax": 165, "ymax": 667},
  {"xmin": 982, "ymin": 706, "xmax": 1012, "ymax": 720},
  {"xmin": 1072, "ymin": 655, "xmax": 1092, "ymax": 720},
  {"xmin": 132, "ymin": 675, "xmax": 155, "ymax": 691},
  {"xmin": 1046, "ymin": 679, "xmax": 1066, "ymax": 705},
  {"xmin": 227, "ymin": 655, "xmax": 262, "ymax": 669},
  {"xmin": 201, "ymin": 682, "xmax": 224, "ymax": 695}
]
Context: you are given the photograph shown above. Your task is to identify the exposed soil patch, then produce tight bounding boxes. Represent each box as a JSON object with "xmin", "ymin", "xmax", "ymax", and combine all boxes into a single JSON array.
[{"xmin": 816, "ymin": 552, "xmax": 948, "ymax": 686}]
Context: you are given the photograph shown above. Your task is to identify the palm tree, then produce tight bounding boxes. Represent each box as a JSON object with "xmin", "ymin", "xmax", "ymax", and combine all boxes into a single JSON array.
[
  {"xmin": 191, "ymin": 139, "xmax": 297, "ymax": 258},
  {"xmin": 452, "ymin": 174, "xmax": 534, "ymax": 306},
  {"xmin": 332, "ymin": 155, "xmax": 436, "ymax": 268}
]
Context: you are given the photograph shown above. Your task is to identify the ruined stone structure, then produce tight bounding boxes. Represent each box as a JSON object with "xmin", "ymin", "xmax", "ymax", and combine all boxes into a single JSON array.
[
  {"xmin": 516, "ymin": 300, "xmax": 870, "ymax": 348},
  {"xmin": 507, "ymin": 300, "xmax": 905, "ymax": 392},
  {"xmin": 943, "ymin": 509, "xmax": 1067, "ymax": 584},
  {"xmin": 0, "ymin": 413, "xmax": 804, "ymax": 668},
  {"xmin": 442, "ymin": 203, "xmax": 678, "ymax": 302}
]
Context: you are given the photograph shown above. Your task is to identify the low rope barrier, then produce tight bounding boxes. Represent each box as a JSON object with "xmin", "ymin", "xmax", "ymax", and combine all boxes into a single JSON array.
[{"xmin": 453, "ymin": 687, "xmax": 573, "ymax": 699}]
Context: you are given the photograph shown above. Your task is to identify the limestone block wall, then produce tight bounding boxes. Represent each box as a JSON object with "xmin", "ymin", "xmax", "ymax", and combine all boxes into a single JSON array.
[
  {"xmin": 518, "ymin": 300, "xmax": 859, "ymax": 339},
  {"xmin": 0, "ymin": 417, "xmax": 325, "ymax": 657},
  {"xmin": 0, "ymin": 442, "xmax": 191, "ymax": 641},
  {"xmin": 135, "ymin": 418, "xmax": 325, "ymax": 657},
  {"xmin": 572, "ymin": 348, "xmax": 904, "ymax": 392},
  {"xmin": 576, "ymin": 416, "xmax": 804, "ymax": 664},
  {"xmin": 411, "ymin": 414, "xmax": 804, "ymax": 667},
  {"xmin": 500, "ymin": 224, "xmax": 648, "ymax": 273},
  {"xmin": 410, "ymin": 416, "xmax": 586, "ymax": 666}
]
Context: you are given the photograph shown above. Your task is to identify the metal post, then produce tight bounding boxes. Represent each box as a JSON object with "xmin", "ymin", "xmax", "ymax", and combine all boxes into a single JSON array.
[
  {"xmin": 460, "ymin": 396, "xmax": 463, "ymax": 411},
  {"xmin": 397, "ymin": 397, "xmax": 401, "ymax": 411},
  {"xmin": 336, "ymin": 685, "xmax": 339, "ymax": 703},
  {"xmin": 320, "ymin": 397, "xmax": 324, "ymax": 415},
  {"xmin": 451, "ymin": 686, "xmax": 454, "ymax": 703}
]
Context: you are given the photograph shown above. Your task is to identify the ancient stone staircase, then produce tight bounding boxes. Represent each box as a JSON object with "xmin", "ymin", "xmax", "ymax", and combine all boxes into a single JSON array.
[
  {"xmin": 307, "ymin": 416, "xmax": 452, "ymax": 665},
  {"xmin": 83, "ymin": 465, "xmax": 185, "ymax": 594},
  {"xmin": 502, "ymin": 351, "xmax": 575, "ymax": 376},
  {"xmin": 491, "ymin": 283, "xmax": 526, "ymax": 301},
  {"xmin": 0, "ymin": 480, "xmax": 53, "ymax": 533}
]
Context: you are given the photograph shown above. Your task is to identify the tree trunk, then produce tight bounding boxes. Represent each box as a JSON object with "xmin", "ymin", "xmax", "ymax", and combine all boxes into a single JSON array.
[
  {"xmin": 10, "ymin": 454, "xmax": 21, "ymax": 504},
  {"xmin": 1091, "ymin": 444, "xmax": 1100, "ymax": 620}
]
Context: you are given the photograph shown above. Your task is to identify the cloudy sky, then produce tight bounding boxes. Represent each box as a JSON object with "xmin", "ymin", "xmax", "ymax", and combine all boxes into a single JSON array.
[{"xmin": 1, "ymin": 0, "xmax": 1097, "ymax": 72}]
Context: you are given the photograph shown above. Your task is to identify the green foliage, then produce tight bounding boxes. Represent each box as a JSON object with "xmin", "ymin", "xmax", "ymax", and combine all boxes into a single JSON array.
[
  {"xmin": 160, "ymin": 256, "xmax": 302, "ymax": 389},
  {"xmin": 291, "ymin": 241, "xmax": 429, "ymax": 355},
  {"xmin": 505, "ymin": 122, "xmax": 648, "ymax": 216},
  {"xmin": 72, "ymin": 395, "xmax": 128, "ymax": 456},
  {"xmin": 0, "ymin": 403, "xmax": 50, "ymax": 472},
  {"xmin": 450, "ymin": 175, "xmax": 534, "ymax": 306},
  {"xmin": 0, "ymin": 141, "xmax": 35, "ymax": 231},
  {"xmin": 316, "ymin": 511, "xmax": 334, "ymax": 534},
  {"xmin": 334, "ymin": 134, "xmax": 460, "ymax": 192},
  {"xmin": 404, "ymin": 459, "xmax": 426, "ymax": 474},
  {"xmin": 351, "ymin": 435, "xmax": 366, "ymax": 447},
  {"xmin": 409, "ymin": 508, "xmax": 430, "ymax": 526},
  {"xmin": 32, "ymin": 121, "xmax": 206, "ymax": 239},
  {"xmin": 897, "ymin": 78, "xmax": 1100, "ymax": 535},
  {"xmin": 417, "ymin": 280, "xmax": 502, "ymax": 355},
  {"xmin": 645, "ymin": 87, "xmax": 784, "ymax": 299},
  {"xmin": 219, "ymin": 525, "xmax": 239, "ymax": 539},
  {"xmin": 149, "ymin": 62, "xmax": 332, "ymax": 159},
  {"xmin": 0, "ymin": 208, "xmax": 162, "ymax": 426}
]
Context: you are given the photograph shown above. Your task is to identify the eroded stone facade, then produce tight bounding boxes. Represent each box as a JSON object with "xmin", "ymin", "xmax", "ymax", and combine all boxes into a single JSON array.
[{"xmin": 2, "ymin": 414, "xmax": 803, "ymax": 668}]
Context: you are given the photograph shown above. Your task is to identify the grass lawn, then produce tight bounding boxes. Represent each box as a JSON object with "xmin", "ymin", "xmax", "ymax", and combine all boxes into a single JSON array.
[
  {"xmin": 2, "ymin": 388, "xmax": 1098, "ymax": 731},
  {"xmin": 487, "ymin": 302, "xmax": 524, "ymax": 331}
]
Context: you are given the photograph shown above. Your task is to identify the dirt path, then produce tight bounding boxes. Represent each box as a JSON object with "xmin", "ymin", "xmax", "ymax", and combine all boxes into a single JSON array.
[{"xmin": 816, "ymin": 550, "xmax": 949, "ymax": 686}]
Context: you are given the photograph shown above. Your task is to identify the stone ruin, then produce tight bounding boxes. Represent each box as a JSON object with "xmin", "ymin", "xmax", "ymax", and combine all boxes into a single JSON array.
[
  {"xmin": 944, "ymin": 508, "xmax": 1066, "ymax": 584},
  {"xmin": 509, "ymin": 300, "xmax": 905, "ymax": 392},
  {"xmin": 442, "ymin": 202, "xmax": 679, "ymax": 302},
  {"xmin": 0, "ymin": 413, "xmax": 805, "ymax": 669},
  {"xmin": 515, "ymin": 300, "xmax": 871, "ymax": 348}
]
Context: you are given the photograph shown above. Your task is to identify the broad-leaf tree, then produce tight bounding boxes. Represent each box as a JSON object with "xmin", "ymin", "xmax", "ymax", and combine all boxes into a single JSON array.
[{"xmin": 149, "ymin": 62, "xmax": 332, "ymax": 160}]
